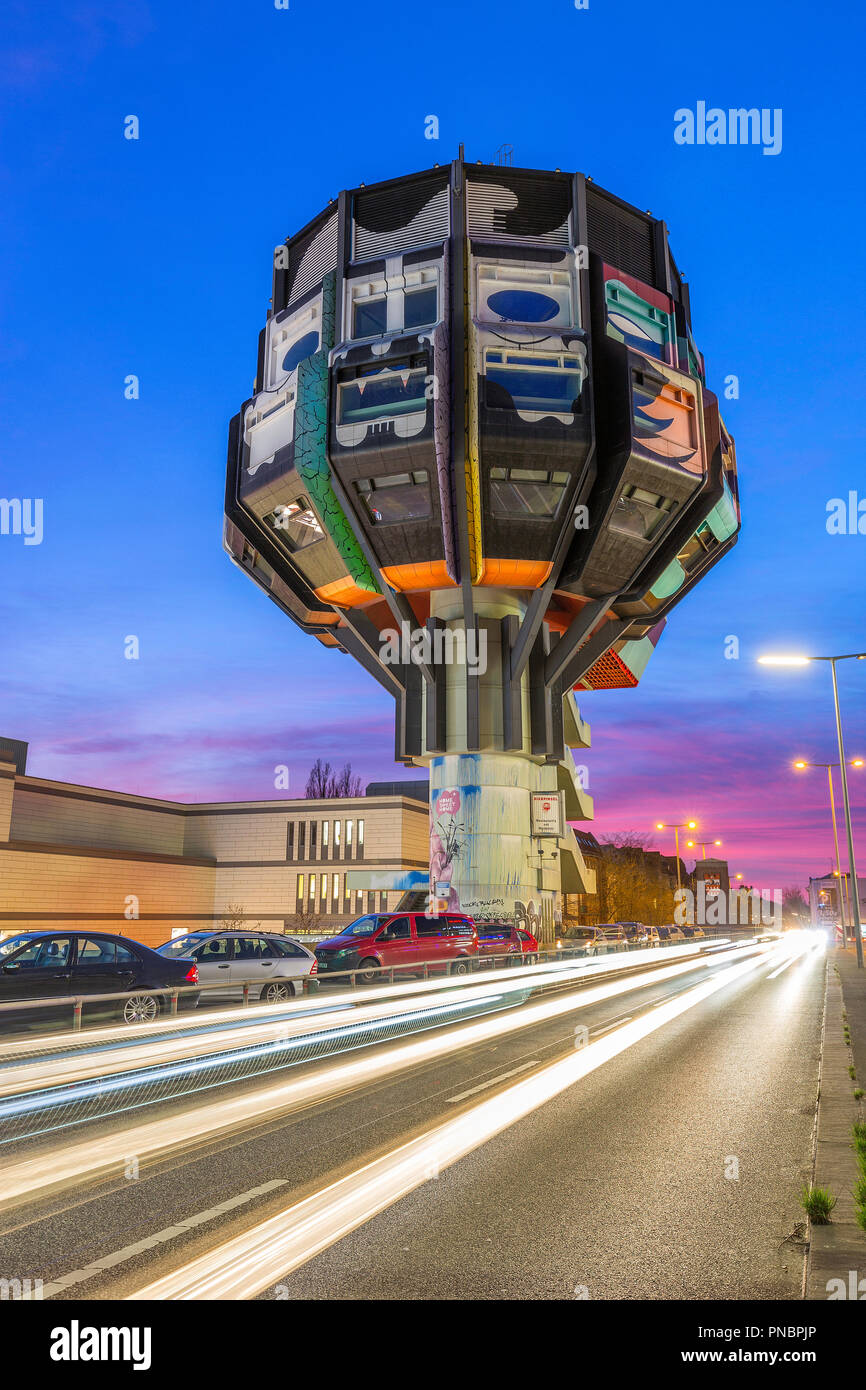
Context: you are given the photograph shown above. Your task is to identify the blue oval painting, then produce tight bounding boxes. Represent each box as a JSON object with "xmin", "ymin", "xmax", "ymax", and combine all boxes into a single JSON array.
[
  {"xmin": 282, "ymin": 331, "xmax": 319, "ymax": 373},
  {"xmin": 487, "ymin": 289, "xmax": 560, "ymax": 323}
]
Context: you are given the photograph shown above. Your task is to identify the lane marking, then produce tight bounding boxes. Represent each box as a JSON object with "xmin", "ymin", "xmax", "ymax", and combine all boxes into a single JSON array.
[
  {"xmin": 591, "ymin": 1017, "xmax": 632, "ymax": 1037},
  {"xmin": 39, "ymin": 1179, "xmax": 290, "ymax": 1297},
  {"xmin": 129, "ymin": 945, "xmax": 789, "ymax": 1300},
  {"xmin": 446, "ymin": 1061, "xmax": 537, "ymax": 1102}
]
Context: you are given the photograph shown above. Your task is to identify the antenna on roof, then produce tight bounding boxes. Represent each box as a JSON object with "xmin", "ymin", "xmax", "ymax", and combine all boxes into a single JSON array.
[
  {"xmin": 494, "ymin": 143, "xmax": 514, "ymax": 166},
  {"xmin": 458, "ymin": 142, "xmax": 465, "ymax": 162}
]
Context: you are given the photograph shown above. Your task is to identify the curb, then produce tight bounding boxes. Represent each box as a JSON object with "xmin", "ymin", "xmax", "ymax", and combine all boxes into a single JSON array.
[{"xmin": 805, "ymin": 959, "xmax": 865, "ymax": 1299}]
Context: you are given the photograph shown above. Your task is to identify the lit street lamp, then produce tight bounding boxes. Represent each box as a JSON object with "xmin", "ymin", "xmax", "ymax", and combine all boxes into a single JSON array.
[
  {"xmin": 686, "ymin": 837, "xmax": 723, "ymax": 859},
  {"xmin": 793, "ymin": 757, "xmax": 863, "ymax": 945},
  {"xmin": 655, "ymin": 820, "xmax": 697, "ymax": 899},
  {"xmin": 759, "ymin": 651, "xmax": 866, "ymax": 967}
]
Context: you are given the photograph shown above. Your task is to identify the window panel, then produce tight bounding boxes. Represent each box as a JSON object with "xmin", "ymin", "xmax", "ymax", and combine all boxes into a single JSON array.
[
  {"xmin": 356, "ymin": 471, "xmax": 431, "ymax": 525},
  {"xmin": 266, "ymin": 499, "xmax": 324, "ymax": 553},
  {"xmin": 403, "ymin": 285, "xmax": 437, "ymax": 329},
  {"xmin": 339, "ymin": 367, "xmax": 428, "ymax": 425}
]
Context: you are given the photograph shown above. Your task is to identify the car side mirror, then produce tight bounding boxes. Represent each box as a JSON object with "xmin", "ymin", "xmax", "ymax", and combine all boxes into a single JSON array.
[{"xmin": 2, "ymin": 961, "xmax": 20, "ymax": 973}]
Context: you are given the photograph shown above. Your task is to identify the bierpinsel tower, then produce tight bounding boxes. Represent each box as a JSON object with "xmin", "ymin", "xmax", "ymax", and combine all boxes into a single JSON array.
[{"xmin": 224, "ymin": 153, "xmax": 740, "ymax": 941}]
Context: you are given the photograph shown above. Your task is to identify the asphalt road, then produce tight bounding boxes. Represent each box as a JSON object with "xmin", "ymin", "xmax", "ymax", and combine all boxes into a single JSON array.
[{"xmin": 0, "ymin": 941, "xmax": 825, "ymax": 1300}]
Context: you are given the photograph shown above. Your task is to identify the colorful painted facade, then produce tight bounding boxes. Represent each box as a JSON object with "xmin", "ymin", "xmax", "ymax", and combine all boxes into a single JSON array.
[{"xmin": 224, "ymin": 159, "xmax": 740, "ymax": 937}]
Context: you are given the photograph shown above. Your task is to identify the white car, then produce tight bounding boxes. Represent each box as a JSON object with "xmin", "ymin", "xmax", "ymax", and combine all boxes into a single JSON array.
[{"xmin": 157, "ymin": 930, "xmax": 316, "ymax": 1003}]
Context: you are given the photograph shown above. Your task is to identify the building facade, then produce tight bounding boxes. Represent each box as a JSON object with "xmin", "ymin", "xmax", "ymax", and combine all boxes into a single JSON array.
[{"xmin": 0, "ymin": 744, "xmax": 427, "ymax": 950}]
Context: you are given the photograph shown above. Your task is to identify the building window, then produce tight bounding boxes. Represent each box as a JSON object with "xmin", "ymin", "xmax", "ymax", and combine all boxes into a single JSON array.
[
  {"xmin": 489, "ymin": 467, "xmax": 569, "ymax": 520},
  {"xmin": 367, "ymin": 891, "xmax": 376, "ymax": 912},
  {"xmin": 345, "ymin": 819, "xmax": 353, "ymax": 852},
  {"xmin": 296, "ymin": 874, "xmax": 305, "ymax": 910},
  {"xmin": 476, "ymin": 262, "xmax": 574, "ymax": 327},
  {"xmin": 334, "ymin": 820, "xmax": 341, "ymax": 857},
  {"xmin": 309, "ymin": 822, "xmax": 318, "ymax": 858},
  {"xmin": 322, "ymin": 821, "xmax": 329, "ymax": 856},
  {"xmin": 298, "ymin": 822, "xmax": 306, "ymax": 859},
  {"xmin": 320, "ymin": 874, "xmax": 328, "ymax": 904},
  {"xmin": 378, "ymin": 891, "xmax": 388, "ymax": 912},
  {"xmin": 610, "ymin": 485, "xmax": 677, "ymax": 541},
  {"xmin": 355, "ymin": 889, "xmax": 364, "ymax": 911},
  {"xmin": 265, "ymin": 498, "xmax": 324, "ymax": 553},
  {"xmin": 349, "ymin": 269, "xmax": 438, "ymax": 342},
  {"xmin": 267, "ymin": 300, "xmax": 321, "ymax": 389},
  {"xmin": 344, "ymin": 876, "xmax": 351, "ymax": 906},
  {"xmin": 332, "ymin": 873, "xmax": 340, "ymax": 907},
  {"xmin": 403, "ymin": 284, "xmax": 437, "ymax": 330},
  {"xmin": 356, "ymin": 471, "xmax": 431, "ymax": 525},
  {"xmin": 309, "ymin": 873, "xmax": 317, "ymax": 909},
  {"xmin": 357, "ymin": 820, "xmax": 365, "ymax": 859},
  {"xmin": 338, "ymin": 360, "xmax": 428, "ymax": 426},
  {"xmin": 286, "ymin": 822, "xmax": 295, "ymax": 859},
  {"xmin": 484, "ymin": 348, "xmax": 584, "ymax": 415}
]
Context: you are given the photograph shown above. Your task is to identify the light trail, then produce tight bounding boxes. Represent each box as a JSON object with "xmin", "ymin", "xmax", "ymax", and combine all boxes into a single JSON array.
[
  {"xmin": 0, "ymin": 939, "xmax": 725, "ymax": 1065},
  {"xmin": 0, "ymin": 941, "xmax": 767, "ymax": 1214},
  {"xmin": 128, "ymin": 942, "xmax": 795, "ymax": 1300}
]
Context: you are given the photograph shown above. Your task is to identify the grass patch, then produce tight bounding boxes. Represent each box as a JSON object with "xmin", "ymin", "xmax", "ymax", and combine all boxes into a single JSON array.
[
  {"xmin": 800, "ymin": 1185, "xmax": 837, "ymax": 1224},
  {"xmin": 856, "ymin": 1089, "xmax": 864, "ymax": 1100},
  {"xmin": 849, "ymin": 1065, "xmax": 857, "ymax": 1080}
]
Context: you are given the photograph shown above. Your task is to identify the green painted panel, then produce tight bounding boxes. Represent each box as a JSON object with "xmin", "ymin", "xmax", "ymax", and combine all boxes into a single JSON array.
[{"xmin": 294, "ymin": 273, "xmax": 379, "ymax": 595}]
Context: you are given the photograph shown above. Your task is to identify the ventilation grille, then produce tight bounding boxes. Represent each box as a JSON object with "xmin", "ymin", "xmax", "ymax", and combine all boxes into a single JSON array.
[
  {"xmin": 353, "ymin": 176, "xmax": 450, "ymax": 260},
  {"xmin": 287, "ymin": 212, "xmax": 338, "ymax": 306},
  {"xmin": 467, "ymin": 173, "xmax": 571, "ymax": 245},
  {"xmin": 578, "ymin": 649, "xmax": 638, "ymax": 691},
  {"xmin": 586, "ymin": 189, "xmax": 656, "ymax": 287}
]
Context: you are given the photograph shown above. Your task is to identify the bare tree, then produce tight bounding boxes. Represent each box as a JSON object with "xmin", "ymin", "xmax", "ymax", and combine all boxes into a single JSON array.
[
  {"xmin": 218, "ymin": 902, "xmax": 262, "ymax": 932},
  {"xmin": 781, "ymin": 885, "xmax": 810, "ymax": 928},
  {"xmin": 305, "ymin": 759, "xmax": 362, "ymax": 798},
  {"xmin": 305, "ymin": 758, "xmax": 333, "ymax": 799}
]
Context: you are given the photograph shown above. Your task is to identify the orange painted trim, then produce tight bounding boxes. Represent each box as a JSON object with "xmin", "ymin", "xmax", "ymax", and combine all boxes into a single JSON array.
[
  {"xmin": 315, "ymin": 632, "xmax": 342, "ymax": 648},
  {"xmin": 380, "ymin": 561, "xmax": 458, "ymax": 593},
  {"xmin": 314, "ymin": 576, "xmax": 378, "ymax": 609},
  {"xmin": 476, "ymin": 558, "xmax": 552, "ymax": 589}
]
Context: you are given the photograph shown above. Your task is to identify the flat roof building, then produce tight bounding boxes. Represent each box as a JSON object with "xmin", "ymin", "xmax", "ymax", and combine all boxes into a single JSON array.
[{"xmin": 0, "ymin": 743, "xmax": 427, "ymax": 949}]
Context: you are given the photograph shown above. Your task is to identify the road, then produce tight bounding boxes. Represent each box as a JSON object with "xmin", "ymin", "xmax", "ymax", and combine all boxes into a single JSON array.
[{"xmin": 0, "ymin": 936, "xmax": 825, "ymax": 1301}]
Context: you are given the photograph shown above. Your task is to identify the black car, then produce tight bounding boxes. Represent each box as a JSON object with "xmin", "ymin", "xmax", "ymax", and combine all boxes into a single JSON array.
[{"xmin": 0, "ymin": 930, "xmax": 199, "ymax": 1031}]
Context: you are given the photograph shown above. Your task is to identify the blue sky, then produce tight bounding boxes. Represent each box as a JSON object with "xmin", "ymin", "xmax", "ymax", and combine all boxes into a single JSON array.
[{"xmin": 1, "ymin": 0, "xmax": 865, "ymax": 887}]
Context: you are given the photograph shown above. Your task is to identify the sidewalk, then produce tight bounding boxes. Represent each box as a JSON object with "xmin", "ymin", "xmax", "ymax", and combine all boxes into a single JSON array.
[{"xmin": 805, "ymin": 944, "xmax": 866, "ymax": 1299}]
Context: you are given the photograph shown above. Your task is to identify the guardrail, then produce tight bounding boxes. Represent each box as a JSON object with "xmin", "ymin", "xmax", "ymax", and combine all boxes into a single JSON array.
[{"xmin": 0, "ymin": 931, "xmax": 738, "ymax": 1037}]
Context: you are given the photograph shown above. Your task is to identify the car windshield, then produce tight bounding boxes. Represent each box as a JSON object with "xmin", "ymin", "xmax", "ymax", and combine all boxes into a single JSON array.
[
  {"xmin": 0, "ymin": 933, "xmax": 39, "ymax": 957},
  {"xmin": 335, "ymin": 916, "xmax": 388, "ymax": 938},
  {"xmin": 158, "ymin": 933, "xmax": 213, "ymax": 957}
]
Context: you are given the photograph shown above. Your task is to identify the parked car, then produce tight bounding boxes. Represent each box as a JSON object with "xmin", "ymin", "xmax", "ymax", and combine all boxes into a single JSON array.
[
  {"xmin": 681, "ymin": 925, "xmax": 706, "ymax": 940},
  {"xmin": 474, "ymin": 921, "xmax": 539, "ymax": 966},
  {"xmin": 314, "ymin": 912, "xmax": 479, "ymax": 984},
  {"xmin": 620, "ymin": 922, "xmax": 649, "ymax": 947},
  {"xmin": 157, "ymin": 930, "xmax": 316, "ymax": 1003},
  {"xmin": 562, "ymin": 925, "xmax": 628, "ymax": 956},
  {"xmin": 657, "ymin": 925, "xmax": 688, "ymax": 944},
  {"xmin": 0, "ymin": 930, "xmax": 199, "ymax": 1028}
]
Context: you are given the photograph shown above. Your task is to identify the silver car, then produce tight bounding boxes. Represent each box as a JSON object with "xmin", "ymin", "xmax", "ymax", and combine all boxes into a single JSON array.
[{"xmin": 157, "ymin": 930, "xmax": 316, "ymax": 1004}]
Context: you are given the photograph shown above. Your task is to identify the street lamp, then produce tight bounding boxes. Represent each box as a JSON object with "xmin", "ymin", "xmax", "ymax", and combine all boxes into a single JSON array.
[
  {"xmin": 793, "ymin": 757, "xmax": 863, "ymax": 944},
  {"xmin": 759, "ymin": 651, "xmax": 866, "ymax": 966},
  {"xmin": 655, "ymin": 820, "xmax": 697, "ymax": 899},
  {"xmin": 686, "ymin": 837, "xmax": 723, "ymax": 859}
]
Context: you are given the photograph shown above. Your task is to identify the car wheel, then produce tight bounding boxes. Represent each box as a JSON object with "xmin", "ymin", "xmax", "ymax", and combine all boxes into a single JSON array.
[
  {"xmin": 262, "ymin": 980, "xmax": 295, "ymax": 1004},
  {"xmin": 123, "ymin": 994, "xmax": 160, "ymax": 1025},
  {"xmin": 450, "ymin": 958, "xmax": 470, "ymax": 976},
  {"xmin": 356, "ymin": 958, "xmax": 380, "ymax": 985}
]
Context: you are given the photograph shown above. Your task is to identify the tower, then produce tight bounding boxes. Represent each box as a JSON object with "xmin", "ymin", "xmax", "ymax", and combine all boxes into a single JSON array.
[{"xmin": 224, "ymin": 157, "xmax": 740, "ymax": 939}]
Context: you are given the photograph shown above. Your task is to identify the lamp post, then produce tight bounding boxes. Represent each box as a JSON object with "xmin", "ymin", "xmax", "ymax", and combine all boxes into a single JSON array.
[
  {"xmin": 793, "ymin": 758, "xmax": 863, "ymax": 945},
  {"xmin": 760, "ymin": 652, "xmax": 866, "ymax": 967},
  {"xmin": 655, "ymin": 820, "xmax": 697, "ymax": 901},
  {"xmin": 686, "ymin": 837, "xmax": 722, "ymax": 860}
]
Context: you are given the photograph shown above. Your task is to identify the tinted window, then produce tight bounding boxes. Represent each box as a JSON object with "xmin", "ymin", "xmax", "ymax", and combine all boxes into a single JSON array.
[
  {"xmin": 273, "ymin": 938, "xmax": 308, "ymax": 958},
  {"xmin": 337, "ymin": 916, "xmax": 387, "ymax": 938},
  {"xmin": 8, "ymin": 936, "xmax": 72, "ymax": 969},
  {"xmin": 232, "ymin": 937, "xmax": 266, "ymax": 961},
  {"xmin": 116, "ymin": 942, "xmax": 138, "ymax": 964},
  {"xmin": 78, "ymin": 938, "xmax": 117, "ymax": 963},
  {"xmin": 416, "ymin": 915, "xmax": 446, "ymax": 937},
  {"xmin": 356, "ymin": 471, "xmax": 431, "ymax": 525},
  {"xmin": 194, "ymin": 937, "xmax": 230, "ymax": 962},
  {"xmin": 382, "ymin": 917, "xmax": 412, "ymax": 940},
  {"xmin": 159, "ymin": 933, "xmax": 212, "ymax": 958}
]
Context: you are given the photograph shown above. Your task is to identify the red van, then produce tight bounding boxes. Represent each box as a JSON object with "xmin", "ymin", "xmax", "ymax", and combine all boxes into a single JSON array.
[{"xmin": 314, "ymin": 912, "xmax": 478, "ymax": 984}]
